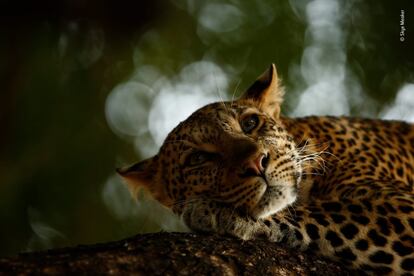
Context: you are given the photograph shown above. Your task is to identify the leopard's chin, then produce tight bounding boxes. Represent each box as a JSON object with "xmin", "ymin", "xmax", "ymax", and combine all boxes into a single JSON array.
[{"xmin": 249, "ymin": 184, "xmax": 297, "ymax": 220}]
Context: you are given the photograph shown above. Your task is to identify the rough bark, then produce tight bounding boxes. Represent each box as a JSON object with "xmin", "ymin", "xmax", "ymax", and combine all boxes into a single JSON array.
[{"xmin": 0, "ymin": 232, "xmax": 351, "ymax": 275}]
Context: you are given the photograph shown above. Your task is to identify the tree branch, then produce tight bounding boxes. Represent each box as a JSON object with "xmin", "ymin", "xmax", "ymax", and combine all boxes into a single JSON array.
[{"xmin": 0, "ymin": 232, "xmax": 351, "ymax": 275}]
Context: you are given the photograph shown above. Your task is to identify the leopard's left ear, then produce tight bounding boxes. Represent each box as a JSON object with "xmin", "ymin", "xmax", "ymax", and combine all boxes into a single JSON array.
[
  {"xmin": 241, "ymin": 63, "xmax": 284, "ymax": 118},
  {"xmin": 116, "ymin": 156, "xmax": 163, "ymax": 201}
]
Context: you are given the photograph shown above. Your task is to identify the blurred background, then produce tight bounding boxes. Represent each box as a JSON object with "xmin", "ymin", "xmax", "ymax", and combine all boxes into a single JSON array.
[{"xmin": 1, "ymin": 0, "xmax": 413, "ymax": 257}]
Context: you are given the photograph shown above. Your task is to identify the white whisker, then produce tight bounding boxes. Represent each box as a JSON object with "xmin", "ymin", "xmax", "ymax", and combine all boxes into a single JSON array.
[{"xmin": 231, "ymin": 79, "xmax": 242, "ymax": 105}]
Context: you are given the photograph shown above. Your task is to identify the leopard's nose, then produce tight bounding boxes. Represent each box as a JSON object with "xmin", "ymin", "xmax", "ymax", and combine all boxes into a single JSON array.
[{"xmin": 242, "ymin": 153, "xmax": 269, "ymax": 177}]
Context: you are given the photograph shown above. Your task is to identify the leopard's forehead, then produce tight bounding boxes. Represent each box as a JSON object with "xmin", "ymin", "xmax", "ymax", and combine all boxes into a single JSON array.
[{"xmin": 163, "ymin": 101, "xmax": 256, "ymax": 146}]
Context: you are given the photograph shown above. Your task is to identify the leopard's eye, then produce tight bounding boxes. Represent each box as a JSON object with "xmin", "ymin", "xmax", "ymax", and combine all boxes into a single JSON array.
[
  {"xmin": 186, "ymin": 151, "xmax": 211, "ymax": 166},
  {"xmin": 241, "ymin": 114, "xmax": 260, "ymax": 133}
]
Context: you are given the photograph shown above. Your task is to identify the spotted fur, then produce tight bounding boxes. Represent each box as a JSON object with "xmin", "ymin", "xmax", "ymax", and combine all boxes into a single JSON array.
[{"xmin": 118, "ymin": 64, "xmax": 414, "ymax": 274}]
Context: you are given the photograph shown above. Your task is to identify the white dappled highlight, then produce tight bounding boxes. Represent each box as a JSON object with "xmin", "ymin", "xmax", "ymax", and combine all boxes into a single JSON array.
[
  {"xmin": 289, "ymin": 0, "xmax": 368, "ymax": 117},
  {"xmin": 381, "ymin": 83, "xmax": 414, "ymax": 123}
]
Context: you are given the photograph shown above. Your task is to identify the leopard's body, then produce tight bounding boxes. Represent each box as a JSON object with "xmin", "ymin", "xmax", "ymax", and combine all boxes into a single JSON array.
[{"xmin": 119, "ymin": 65, "xmax": 414, "ymax": 274}]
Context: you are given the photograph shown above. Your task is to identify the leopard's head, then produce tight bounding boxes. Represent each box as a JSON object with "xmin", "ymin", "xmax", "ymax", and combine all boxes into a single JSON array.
[{"xmin": 118, "ymin": 64, "xmax": 302, "ymax": 220}]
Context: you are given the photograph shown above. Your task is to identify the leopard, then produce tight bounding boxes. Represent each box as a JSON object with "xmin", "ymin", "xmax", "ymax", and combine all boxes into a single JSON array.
[{"xmin": 118, "ymin": 64, "xmax": 414, "ymax": 275}]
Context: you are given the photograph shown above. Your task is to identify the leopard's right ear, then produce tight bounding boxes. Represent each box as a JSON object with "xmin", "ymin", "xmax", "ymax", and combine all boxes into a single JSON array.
[
  {"xmin": 240, "ymin": 64, "xmax": 284, "ymax": 118},
  {"xmin": 116, "ymin": 156, "xmax": 158, "ymax": 198}
]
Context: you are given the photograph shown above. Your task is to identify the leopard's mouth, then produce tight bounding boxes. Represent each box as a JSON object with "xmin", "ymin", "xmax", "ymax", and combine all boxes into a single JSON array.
[
  {"xmin": 234, "ymin": 153, "xmax": 298, "ymax": 219},
  {"xmin": 249, "ymin": 171, "xmax": 298, "ymax": 219},
  {"xmin": 250, "ymin": 184, "xmax": 297, "ymax": 219},
  {"xmin": 239, "ymin": 170, "xmax": 269, "ymax": 184}
]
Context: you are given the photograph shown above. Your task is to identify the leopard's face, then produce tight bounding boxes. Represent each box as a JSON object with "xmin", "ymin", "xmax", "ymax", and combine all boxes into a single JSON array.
[
  {"xmin": 119, "ymin": 64, "xmax": 295, "ymax": 222},
  {"xmin": 157, "ymin": 101, "xmax": 301, "ymax": 219}
]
